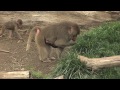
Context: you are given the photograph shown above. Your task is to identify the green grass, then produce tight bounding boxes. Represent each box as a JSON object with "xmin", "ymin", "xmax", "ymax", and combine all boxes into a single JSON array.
[
  {"xmin": 51, "ymin": 21, "xmax": 120, "ymax": 79},
  {"xmin": 27, "ymin": 67, "xmax": 47, "ymax": 79},
  {"xmin": 30, "ymin": 70, "xmax": 46, "ymax": 79}
]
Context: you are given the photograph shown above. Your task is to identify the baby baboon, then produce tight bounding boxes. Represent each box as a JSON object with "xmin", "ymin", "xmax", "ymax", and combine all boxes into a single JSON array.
[
  {"xmin": 0, "ymin": 19, "xmax": 23, "ymax": 40},
  {"xmin": 26, "ymin": 21, "xmax": 80, "ymax": 62}
]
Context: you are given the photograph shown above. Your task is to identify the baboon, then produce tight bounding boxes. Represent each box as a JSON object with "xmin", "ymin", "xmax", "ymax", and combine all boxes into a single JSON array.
[
  {"xmin": 26, "ymin": 21, "xmax": 80, "ymax": 62},
  {"xmin": 0, "ymin": 19, "xmax": 23, "ymax": 40}
]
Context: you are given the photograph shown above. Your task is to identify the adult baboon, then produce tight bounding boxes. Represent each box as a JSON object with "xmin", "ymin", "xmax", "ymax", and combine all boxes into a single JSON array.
[
  {"xmin": 0, "ymin": 19, "xmax": 23, "ymax": 40},
  {"xmin": 26, "ymin": 21, "xmax": 80, "ymax": 62}
]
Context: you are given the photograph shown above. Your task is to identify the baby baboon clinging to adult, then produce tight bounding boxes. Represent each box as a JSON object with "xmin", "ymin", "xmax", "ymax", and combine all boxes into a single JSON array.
[
  {"xmin": 26, "ymin": 21, "xmax": 80, "ymax": 62},
  {"xmin": 0, "ymin": 19, "xmax": 23, "ymax": 40}
]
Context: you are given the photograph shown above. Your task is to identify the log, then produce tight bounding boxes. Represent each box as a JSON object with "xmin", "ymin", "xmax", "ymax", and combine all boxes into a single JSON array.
[
  {"xmin": 0, "ymin": 71, "xmax": 29, "ymax": 79},
  {"xmin": 54, "ymin": 75, "xmax": 64, "ymax": 79},
  {"xmin": 78, "ymin": 55, "xmax": 120, "ymax": 71}
]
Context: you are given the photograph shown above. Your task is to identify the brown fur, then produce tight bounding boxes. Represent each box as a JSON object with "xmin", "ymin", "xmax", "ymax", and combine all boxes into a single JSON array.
[
  {"xmin": 26, "ymin": 21, "xmax": 80, "ymax": 62},
  {"xmin": 0, "ymin": 19, "xmax": 23, "ymax": 40}
]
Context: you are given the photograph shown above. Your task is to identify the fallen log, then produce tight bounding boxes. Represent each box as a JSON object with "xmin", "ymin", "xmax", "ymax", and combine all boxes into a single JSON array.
[
  {"xmin": 0, "ymin": 71, "xmax": 29, "ymax": 79},
  {"xmin": 54, "ymin": 75, "xmax": 64, "ymax": 79},
  {"xmin": 78, "ymin": 55, "xmax": 120, "ymax": 71}
]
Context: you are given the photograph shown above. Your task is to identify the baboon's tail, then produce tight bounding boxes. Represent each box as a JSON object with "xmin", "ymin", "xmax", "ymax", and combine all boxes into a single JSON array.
[
  {"xmin": 0, "ymin": 25, "xmax": 5, "ymax": 36},
  {"xmin": 26, "ymin": 28, "xmax": 36, "ymax": 51}
]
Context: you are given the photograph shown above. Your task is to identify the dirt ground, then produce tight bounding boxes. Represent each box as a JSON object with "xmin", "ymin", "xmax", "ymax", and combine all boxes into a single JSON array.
[{"xmin": 0, "ymin": 11, "xmax": 119, "ymax": 75}]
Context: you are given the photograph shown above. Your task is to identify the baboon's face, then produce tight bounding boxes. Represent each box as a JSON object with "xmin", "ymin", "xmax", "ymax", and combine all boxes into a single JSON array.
[
  {"xmin": 17, "ymin": 19, "xmax": 23, "ymax": 29},
  {"xmin": 68, "ymin": 27, "xmax": 80, "ymax": 41}
]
